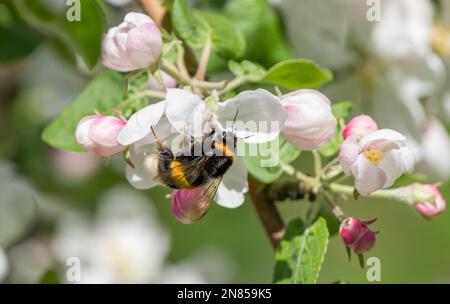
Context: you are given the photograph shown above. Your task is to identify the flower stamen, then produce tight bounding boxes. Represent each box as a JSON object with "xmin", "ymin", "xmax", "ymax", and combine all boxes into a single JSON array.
[
  {"xmin": 431, "ymin": 24, "xmax": 450, "ymax": 57},
  {"xmin": 363, "ymin": 149, "xmax": 383, "ymax": 165}
]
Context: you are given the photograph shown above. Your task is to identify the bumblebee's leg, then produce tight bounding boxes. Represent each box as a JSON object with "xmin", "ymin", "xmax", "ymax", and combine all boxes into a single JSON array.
[{"xmin": 150, "ymin": 126, "xmax": 165, "ymax": 150}]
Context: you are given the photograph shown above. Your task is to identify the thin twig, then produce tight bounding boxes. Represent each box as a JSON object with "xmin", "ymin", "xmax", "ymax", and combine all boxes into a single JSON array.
[
  {"xmin": 248, "ymin": 176, "xmax": 285, "ymax": 249},
  {"xmin": 138, "ymin": 0, "xmax": 166, "ymax": 26},
  {"xmin": 194, "ymin": 37, "xmax": 212, "ymax": 80}
]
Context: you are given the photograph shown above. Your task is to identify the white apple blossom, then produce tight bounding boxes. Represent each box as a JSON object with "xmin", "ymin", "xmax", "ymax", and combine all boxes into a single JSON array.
[
  {"xmin": 52, "ymin": 187, "xmax": 230, "ymax": 283},
  {"xmin": 339, "ymin": 129, "xmax": 416, "ymax": 196},
  {"xmin": 371, "ymin": 0, "xmax": 434, "ymax": 60},
  {"xmin": 102, "ymin": 13, "xmax": 162, "ymax": 72},
  {"xmin": 279, "ymin": 0, "xmax": 448, "ymax": 175},
  {"xmin": 419, "ymin": 118, "xmax": 450, "ymax": 181},
  {"xmin": 118, "ymin": 88, "xmax": 288, "ymax": 208},
  {"xmin": 52, "ymin": 188, "xmax": 169, "ymax": 283}
]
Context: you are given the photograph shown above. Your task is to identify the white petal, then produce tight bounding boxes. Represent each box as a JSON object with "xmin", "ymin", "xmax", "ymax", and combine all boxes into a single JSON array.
[
  {"xmin": 215, "ymin": 157, "xmax": 248, "ymax": 208},
  {"xmin": 165, "ymin": 89, "xmax": 210, "ymax": 138},
  {"xmin": 118, "ymin": 101, "xmax": 165, "ymax": 145},
  {"xmin": 360, "ymin": 129, "xmax": 406, "ymax": 147},
  {"xmin": 352, "ymin": 154, "xmax": 387, "ymax": 196},
  {"xmin": 75, "ymin": 116, "xmax": 97, "ymax": 148},
  {"xmin": 215, "ymin": 89, "xmax": 288, "ymax": 144},
  {"xmin": 377, "ymin": 146, "xmax": 416, "ymax": 186},
  {"xmin": 398, "ymin": 146, "xmax": 416, "ymax": 173},
  {"xmin": 377, "ymin": 149, "xmax": 405, "ymax": 188},
  {"xmin": 360, "ymin": 128, "xmax": 406, "ymax": 151},
  {"xmin": 125, "ymin": 144, "xmax": 159, "ymax": 190}
]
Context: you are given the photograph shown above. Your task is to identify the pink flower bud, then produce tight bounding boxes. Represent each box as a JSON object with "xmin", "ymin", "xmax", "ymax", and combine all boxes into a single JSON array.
[
  {"xmin": 402, "ymin": 184, "xmax": 446, "ymax": 217},
  {"xmin": 148, "ymin": 71, "xmax": 178, "ymax": 91},
  {"xmin": 281, "ymin": 89, "xmax": 337, "ymax": 150},
  {"xmin": 75, "ymin": 115, "xmax": 127, "ymax": 157},
  {"xmin": 171, "ymin": 188, "xmax": 211, "ymax": 224},
  {"xmin": 340, "ymin": 218, "xmax": 377, "ymax": 254},
  {"xmin": 102, "ymin": 13, "xmax": 162, "ymax": 72},
  {"xmin": 342, "ymin": 115, "xmax": 378, "ymax": 140}
]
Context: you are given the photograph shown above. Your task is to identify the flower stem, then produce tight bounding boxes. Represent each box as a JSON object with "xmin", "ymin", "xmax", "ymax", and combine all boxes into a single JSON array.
[
  {"xmin": 323, "ymin": 192, "xmax": 345, "ymax": 221},
  {"xmin": 248, "ymin": 176, "xmax": 285, "ymax": 249},
  {"xmin": 218, "ymin": 77, "xmax": 247, "ymax": 95},
  {"xmin": 160, "ymin": 61, "xmax": 190, "ymax": 85},
  {"xmin": 329, "ymin": 183, "xmax": 403, "ymax": 201},
  {"xmin": 117, "ymin": 90, "xmax": 166, "ymax": 111},
  {"xmin": 279, "ymin": 161, "xmax": 315, "ymax": 185},
  {"xmin": 190, "ymin": 79, "xmax": 227, "ymax": 90},
  {"xmin": 176, "ymin": 46, "xmax": 191, "ymax": 80},
  {"xmin": 312, "ymin": 150, "xmax": 322, "ymax": 177}
]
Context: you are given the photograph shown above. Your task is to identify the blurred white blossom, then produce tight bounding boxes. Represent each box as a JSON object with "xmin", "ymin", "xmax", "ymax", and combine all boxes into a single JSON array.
[
  {"xmin": 52, "ymin": 150, "xmax": 100, "ymax": 183},
  {"xmin": 0, "ymin": 162, "xmax": 37, "ymax": 247},
  {"xmin": 52, "ymin": 187, "xmax": 232, "ymax": 283},
  {"xmin": 419, "ymin": 118, "xmax": 450, "ymax": 181}
]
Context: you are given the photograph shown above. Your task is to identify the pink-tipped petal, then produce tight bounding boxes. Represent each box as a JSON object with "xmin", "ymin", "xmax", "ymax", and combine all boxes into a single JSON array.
[
  {"xmin": 101, "ymin": 13, "xmax": 162, "ymax": 72},
  {"xmin": 171, "ymin": 188, "xmax": 211, "ymax": 224},
  {"xmin": 342, "ymin": 115, "xmax": 378, "ymax": 140}
]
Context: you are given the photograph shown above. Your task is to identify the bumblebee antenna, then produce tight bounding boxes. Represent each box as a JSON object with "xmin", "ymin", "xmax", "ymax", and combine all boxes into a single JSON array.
[
  {"xmin": 232, "ymin": 109, "xmax": 239, "ymax": 123},
  {"xmin": 230, "ymin": 109, "xmax": 239, "ymax": 133},
  {"xmin": 150, "ymin": 126, "xmax": 164, "ymax": 149}
]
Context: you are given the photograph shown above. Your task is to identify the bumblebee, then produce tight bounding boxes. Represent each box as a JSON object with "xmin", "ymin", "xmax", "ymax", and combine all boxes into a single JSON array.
[{"xmin": 151, "ymin": 125, "xmax": 237, "ymax": 214}]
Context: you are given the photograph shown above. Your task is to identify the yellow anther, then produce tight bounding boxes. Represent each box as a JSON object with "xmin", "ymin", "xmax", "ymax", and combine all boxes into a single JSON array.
[{"xmin": 363, "ymin": 149, "xmax": 383, "ymax": 165}]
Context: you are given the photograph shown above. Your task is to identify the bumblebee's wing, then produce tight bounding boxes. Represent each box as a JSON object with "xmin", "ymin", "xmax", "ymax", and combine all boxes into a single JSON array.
[
  {"xmin": 156, "ymin": 156, "xmax": 208, "ymax": 188},
  {"xmin": 173, "ymin": 176, "xmax": 223, "ymax": 223},
  {"xmin": 186, "ymin": 176, "xmax": 223, "ymax": 222},
  {"xmin": 201, "ymin": 176, "xmax": 223, "ymax": 206}
]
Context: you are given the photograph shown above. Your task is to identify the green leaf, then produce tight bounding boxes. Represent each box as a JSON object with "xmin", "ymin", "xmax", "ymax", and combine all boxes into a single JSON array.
[
  {"xmin": 279, "ymin": 140, "xmax": 301, "ymax": 164},
  {"xmin": 196, "ymin": 11, "xmax": 246, "ymax": 59},
  {"xmin": 0, "ymin": 2, "xmax": 42, "ymax": 63},
  {"xmin": 171, "ymin": 0, "xmax": 209, "ymax": 49},
  {"xmin": 228, "ymin": 60, "xmax": 266, "ymax": 82},
  {"xmin": 243, "ymin": 138, "xmax": 300, "ymax": 184},
  {"xmin": 14, "ymin": 0, "xmax": 105, "ymax": 69},
  {"xmin": 331, "ymin": 101, "xmax": 353, "ymax": 119},
  {"xmin": 121, "ymin": 70, "xmax": 151, "ymax": 118},
  {"xmin": 172, "ymin": 0, "xmax": 246, "ymax": 60},
  {"xmin": 273, "ymin": 217, "xmax": 329, "ymax": 284},
  {"xmin": 42, "ymin": 70, "xmax": 125, "ymax": 152},
  {"xmin": 261, "ymin": 59, "xmax": 333, "ymax": 90},
  {"xmin": 319, "ymin": 101, "xmax": 353, "ymax": 157}
]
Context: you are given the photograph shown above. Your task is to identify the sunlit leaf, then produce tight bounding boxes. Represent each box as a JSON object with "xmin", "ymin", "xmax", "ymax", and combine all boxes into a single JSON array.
[{"xmin": 273, "ymin": 217, "xmax": 329, "ymax": 284}]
